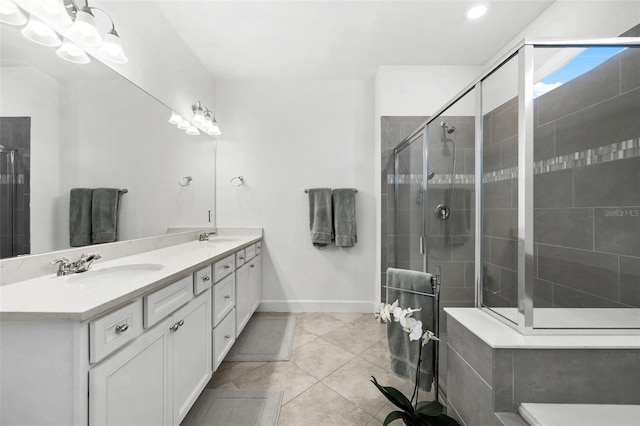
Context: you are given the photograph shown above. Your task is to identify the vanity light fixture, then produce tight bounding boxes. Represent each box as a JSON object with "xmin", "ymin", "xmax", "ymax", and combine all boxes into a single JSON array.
[
  {"xmin": 21, "ymin": 15, "xmax": 61, "ymax": 46},
  {"xmin": 177, "ymin": 119, "xmax": 190, "ymax": 131},
  {"xmin": 92, "ymin": 7, "xmax": 127, "ymax": 63},
  {"xmin": 34, "ymin": 0, "xmax": 72, "ymax": 25},
  {"xmin": 466, "ymin": 4, "xmax": 487, "ymax": 20},
  {"xmin": 56, "ymin": 38, "xmax": 90, "ymax": 64},
  {"xmin": 208, "ymin": 116, "xmax": 221, "ymax": 136},
  {"xmin": 192, "ymin": 101, "xmax": 206, "ymax": 124},
  {"xmin": 68, "ymin": 6, "xmax": 102, "ymax": 46},
  {"xmin": 186, "ymin": 125, "xmax": 200, "ymax": 136},
  {"xmin": 0, "ymin": 0, "xmax": 27, "ymax": 25},
  {"xmin": 168, "ymin": 111, "xmax": 183, "ymax": 125}
]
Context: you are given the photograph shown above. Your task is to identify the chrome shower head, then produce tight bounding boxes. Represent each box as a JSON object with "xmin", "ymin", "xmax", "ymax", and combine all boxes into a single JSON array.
[{"xmin": 440, "ymin": 121, "xmax": 455, "ymax": 134}]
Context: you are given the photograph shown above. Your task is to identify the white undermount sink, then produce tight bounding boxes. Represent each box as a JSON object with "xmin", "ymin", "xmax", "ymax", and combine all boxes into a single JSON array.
[{"xmin": 65, "ymin": 263, "xmax": 164, "ymax": 285}]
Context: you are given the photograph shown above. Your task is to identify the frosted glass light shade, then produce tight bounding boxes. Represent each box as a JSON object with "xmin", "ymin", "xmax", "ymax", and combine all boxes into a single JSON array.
[
  {"xmin": 56, "ymin": 39, "xmax": 90, "ymax": 64},
  {"xmin": 37, "ymin": 0, "xmax": 72, "ymax": 25},
  {"xmin": 68, "ymin": 8, "xmax": 102, "ymax": 46},
  {"xmin": 168, "ymin": 111, "xmax": 183, "ymax": 125},
  {"xmin": 192, "ymin": 108, "xmax": 205, "ymax": 124},
  {"xmin": 21, "ymin": 16, "xmax": 61, "ymax": 46},
  {"xmin": 177, "ymin": 120, "xmax": 190, "ymax": 131},
  {"xmin": 209, "ymin": 118, "xmax": 221, "ymax": 136},
  {"xmin": 0, "ymin": 0, "xmax": 27, "ymax": 25},
  {"xmin": 186, "ymin": 125, "xmax": 200, "ymax": 136},
  {"xmin": 98, "ymin": 31, "xmax": 128, "ymax": 64}
]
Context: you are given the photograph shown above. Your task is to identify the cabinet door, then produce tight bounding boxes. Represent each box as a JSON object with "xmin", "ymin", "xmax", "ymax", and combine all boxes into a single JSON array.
[
  {"xmin": 235, "ymin": 263, "xmax": 251, "ymax": 335},
  {"xmin": 90, "ymin": 317, "xmax": 172, "ymax": 426},
  {"xmin": 248, "ymin": 255, "xmax": 261, "ymax": 314},
  {"xmin": 171, "ymin": 289, "xmax": 212, "ymax": 425}
]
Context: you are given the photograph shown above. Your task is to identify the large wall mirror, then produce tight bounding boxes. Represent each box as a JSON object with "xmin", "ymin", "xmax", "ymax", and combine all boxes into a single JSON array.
[{"xmin": 0, "ymin": 21, "xmax": 216, "ymax": 259}]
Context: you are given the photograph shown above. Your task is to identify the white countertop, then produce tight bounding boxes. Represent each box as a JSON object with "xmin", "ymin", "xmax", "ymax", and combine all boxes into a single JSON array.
[
  {"xmin": 0, "ymin": 234, "xmax": 261, "ymax": 322},
  {"xmin": 445, "ymin": 308, "xmax": 640, "ymax": 349}
]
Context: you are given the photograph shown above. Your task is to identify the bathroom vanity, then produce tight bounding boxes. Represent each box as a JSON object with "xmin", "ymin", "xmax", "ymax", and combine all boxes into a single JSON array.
[{"xmin": 0, "ymin": 230, "xmax": 262, "ymax": 426}]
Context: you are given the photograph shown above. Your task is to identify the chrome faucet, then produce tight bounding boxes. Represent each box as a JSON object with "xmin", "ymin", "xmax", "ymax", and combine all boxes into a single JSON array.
[
  {"xmin": 198, "ymin": 231, "xmax": 217, "ymax": 241},
  {"xmin": 73, "ymin": 253, "xmax": 102, "ymax": 273},
  {"xmin": 50, "ymin": 258, "xmax": 74, "ymax": 276}
]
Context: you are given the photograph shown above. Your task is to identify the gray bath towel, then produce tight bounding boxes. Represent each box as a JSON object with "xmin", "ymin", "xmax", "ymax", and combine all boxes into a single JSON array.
[
  {"xmin": 91, "ymin": 188, "xmax": 123, "ymax": 244},
  {"xmin": 308, "ymin": 188, "xmax": 333, "ymax": 247},
  {"xmin": 386, "ymin": 268, "xmax": 434, "ymax": 392},
  {"xmin": 333, "ymin": 188, "xmax": 357, "ymax": 247},
  {"xmin": 69, "ymin": 188, "xmax": 93, "ymax": 247}
]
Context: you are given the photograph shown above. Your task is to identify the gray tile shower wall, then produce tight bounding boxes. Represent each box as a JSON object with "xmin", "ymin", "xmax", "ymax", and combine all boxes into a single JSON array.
[
  {"xmin": 533, "ymin": 47, "xmax": 640, "ymax": 309},
  {"xmin": 0, "ymin": 117, "xmax": 31, "ymax": 259},
  {"xmin": 482, "ymin": 47, "xmax": 640, "ymax": 309}
]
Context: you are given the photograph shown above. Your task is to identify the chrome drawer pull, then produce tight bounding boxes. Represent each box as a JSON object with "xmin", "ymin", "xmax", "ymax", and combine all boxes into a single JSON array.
[
  {"xmin": 225, "ymin": 334, "xmax": 231, "ymax": 339},
  {"xmin": 224, "ymin": 264, "xmax": 231, "ymax": 270},
  {"xmin": 224, "ymin": 295, "xmax": 231, "ymax": 299},
  {"xmin": 170, "ymin": 323, "xmax": 179, "ymax": 332},
  {"xmin": 202, "ymin": 275, "xmax": 211, "ymax": 281},
  {"xmin": 178, "ymin": 320, "xmax": 184, "ymax": 327},
  {"xmin": 239, "ymin": 256, "xmax": 244, "ymax": 260},
  {"xmin": 115, "ymin": 323, "xmax": 129, "ymax": 333},
  {"xmin": 250, "ymin": 264, "xmax": 255, "ymax": 268}
]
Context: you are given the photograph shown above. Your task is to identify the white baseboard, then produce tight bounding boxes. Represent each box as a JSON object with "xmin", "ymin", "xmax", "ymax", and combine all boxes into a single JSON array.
[{"xmin": 257, "ymin": 300, "xmax": 377, "ymax": 313}]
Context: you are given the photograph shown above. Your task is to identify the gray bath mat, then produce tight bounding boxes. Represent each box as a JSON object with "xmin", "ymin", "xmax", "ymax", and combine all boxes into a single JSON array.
[
  {"xmin": 225, "ymin": 315, "xmax": 296, "ymax": 362},
  {"xmin": 181, "ymin": 389, "xmax": 282, "ymax": 426}
]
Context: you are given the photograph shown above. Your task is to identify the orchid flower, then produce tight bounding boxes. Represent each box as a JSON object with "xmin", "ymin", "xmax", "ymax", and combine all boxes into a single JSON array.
[
  {"xmin": 400, "ymin": 316, "xmax": 423, "ymax": 341},
  {"xmin": 421, "ymin": 329, "xmax": 440, "ymax": 345}
]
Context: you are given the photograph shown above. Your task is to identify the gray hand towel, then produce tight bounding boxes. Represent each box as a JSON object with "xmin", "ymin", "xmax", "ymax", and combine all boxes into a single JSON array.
[
  {"xmin": 91, "ymin": 188, "xmax": 123, "ymax": 244},
  {"xmin": 386, "ymin": 267, "xmax": 434, "ymax": 392},
  {"xmin": 69, "ymin": 188, "xmax": 93, "ymax": 247},
  {"xmin": 308, "ymin": 188, "xmax": 333, "ymax": 247},
  {"xmin": 332, "ymin": 188, "xmax": 357, "ymax": 247}
]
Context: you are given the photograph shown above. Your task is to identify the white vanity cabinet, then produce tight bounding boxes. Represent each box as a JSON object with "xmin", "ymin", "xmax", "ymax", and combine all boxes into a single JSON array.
[
  {"xmin": 90, "ymin": 286, "xmax": 212, "ymax": 426},
  {"xmin": 236, "ymin": 247, "xmax": 262, "ymax": 336}
]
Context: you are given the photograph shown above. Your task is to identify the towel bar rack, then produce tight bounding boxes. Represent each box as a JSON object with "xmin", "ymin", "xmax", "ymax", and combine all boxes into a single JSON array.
[
  {"xmin": 304, "ymin": 188, "xmax": 358, "ymax": 193},
  {"xmin": 382, "ymin": 285, "xmax": 434, "ymax": 298},
  {"xmin": 119, "ymin": 189, "xmax": 128, "ymax": 194}
]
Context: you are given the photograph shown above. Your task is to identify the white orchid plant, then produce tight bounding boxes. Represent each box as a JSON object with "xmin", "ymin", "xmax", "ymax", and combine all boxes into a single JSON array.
[{"xmin": 371, "ymin": 300, "xmax": 458, "ymax": 426}]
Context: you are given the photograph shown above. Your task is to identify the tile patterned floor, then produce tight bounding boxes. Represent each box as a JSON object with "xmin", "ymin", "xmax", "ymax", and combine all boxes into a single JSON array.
[{"xmin": 205, "ymin": 312, "xmax": 433, "ymax": 426}]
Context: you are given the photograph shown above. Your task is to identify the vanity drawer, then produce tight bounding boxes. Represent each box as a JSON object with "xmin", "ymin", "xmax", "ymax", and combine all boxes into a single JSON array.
[
  {"xmin": 245, "ymin": 244, "xmax": 256, "ymax": 261},
  {"xmin": 213, "ymin": 254, "xmax": 235, "ymax": 282},
  {"xmin": 90, "ymin": 300, "xmax": 143, "ymax": 363},
  {"xmin": 213, "ymin": 309, "xmax": 236, "ymax": 370},
  {"xmin": 213, "ymin": 273, "xmax": 235, "ymax": 326},
  {"xmin": 144, "ymin": 275, "xmax": 194, "ymax": 328},
  {"xmin": 256, "ymin": 241, "xmax": 262, "ymax": 255},
  {"xmin": 235, "ymin": 249, "xmax": 246, "ymax": 268},
  {"xmin": 194, "ymin": 265, "xmax": 213, "ymax": 295}
]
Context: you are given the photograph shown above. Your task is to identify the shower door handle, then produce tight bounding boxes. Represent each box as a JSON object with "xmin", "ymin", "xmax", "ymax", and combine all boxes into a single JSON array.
[{"xmin": 419, "ymin": 237, "xmax": 425, "ymax": 254}]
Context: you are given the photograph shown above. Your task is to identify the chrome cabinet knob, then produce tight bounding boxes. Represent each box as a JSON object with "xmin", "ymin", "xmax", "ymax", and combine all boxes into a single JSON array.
[
  {"xmin": 115, "ymin": 323, "xmax": 129, "ymax": 333},
  {"xmin": 170, "ymin": 323, "xmax": 180, "ymax": 332},
  {"xmin": 224, "ymin": 295, "xmax": 231, "ymax": 299},
  {"xmin": 178, "ymin": 320, "xmax": 184, "ymax": 327},
  {"xmin": 202, "ymin": 275, "xmax": 210, "ymax": 281},
  {"xmin": 225, "ymin": 334, "xmax": 231, "ymax": 339},
  {"xmin": 250, "ymin": 264, "xmax": 255, "ymax": 268},
  {"xmin": 224, "ymin": 264, "xmax": 231, "ymax": 270},
  {"xmin": 239, "ymin": 256, "xmax": 244, "ymax": 260}
]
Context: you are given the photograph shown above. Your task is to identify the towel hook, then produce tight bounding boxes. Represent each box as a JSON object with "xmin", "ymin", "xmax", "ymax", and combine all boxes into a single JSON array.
[
  {"xmin": 231, "ymin": 176, "xmax": 245, "ymax": 187},
  {"xmin": 179, "ymin": 176, "xmax": 193, "ymax": 187}
]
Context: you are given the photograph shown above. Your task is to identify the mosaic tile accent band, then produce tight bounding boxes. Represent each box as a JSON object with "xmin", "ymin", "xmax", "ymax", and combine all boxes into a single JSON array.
[{"xmin": 389, "ymin": 139, "xmax": 640, "ymax": 186}]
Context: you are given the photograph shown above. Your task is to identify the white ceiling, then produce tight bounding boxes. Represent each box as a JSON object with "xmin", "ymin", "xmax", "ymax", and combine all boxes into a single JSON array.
[{"xmin": 153, "ymin": 0, "xmax": 554, "ymax": 79}]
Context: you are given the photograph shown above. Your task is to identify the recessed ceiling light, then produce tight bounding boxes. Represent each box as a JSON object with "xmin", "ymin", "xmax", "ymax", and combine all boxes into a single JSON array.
[{"xmin": 467, "ymin": 4, "xmax": 487, "ymax": 20}]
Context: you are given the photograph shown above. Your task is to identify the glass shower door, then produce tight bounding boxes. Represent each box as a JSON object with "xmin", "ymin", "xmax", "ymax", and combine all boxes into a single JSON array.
[
  {"xmin": 1, "ymin": 147, "xmax": 16, "ymax": 258},
  {"xmin": 393, "ymin": 131, "xmax": 426, "ymax": 272}
]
